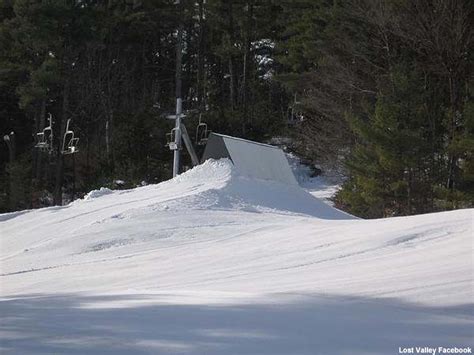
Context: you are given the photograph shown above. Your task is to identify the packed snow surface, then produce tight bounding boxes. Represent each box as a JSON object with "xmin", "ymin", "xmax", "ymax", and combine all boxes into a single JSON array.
[{"xmin": 1, "ymin": 159, "xmax": 473, "ymax": 354}]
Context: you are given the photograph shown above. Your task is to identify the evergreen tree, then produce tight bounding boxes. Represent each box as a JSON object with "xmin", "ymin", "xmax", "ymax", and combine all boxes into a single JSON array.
[{"xmin": 340, "ymin": 67, "xmax": 438, "ymax": 217}]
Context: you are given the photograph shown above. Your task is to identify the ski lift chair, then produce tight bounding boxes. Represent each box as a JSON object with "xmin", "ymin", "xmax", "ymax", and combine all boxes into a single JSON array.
[
  {"xmin": 166, "ymin": 127, "xmax": 180, "ymax": 150},
  {"xmin": 287, "ymin": 93, "xmax": 305, "ymax": 125},
  {"xmin": 195, "ymin": 116, "xmax": 209, "ymax": 146},
  {"xmin": 287, "ymin": 106, "xmax": 305, "ymax": 125},
  {"xmin": 61, "ymin": 119, "xmax": 79, "ymax": 155},
  {"xmin": 35, "ymin": 113, "xmax": 54, "ymax": 153}
]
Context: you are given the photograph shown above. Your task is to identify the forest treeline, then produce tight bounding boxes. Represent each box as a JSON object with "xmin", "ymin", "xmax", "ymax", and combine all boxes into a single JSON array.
[{"xmin": 0, "ymin": 0, "xmax": 472, "ymax": 218}]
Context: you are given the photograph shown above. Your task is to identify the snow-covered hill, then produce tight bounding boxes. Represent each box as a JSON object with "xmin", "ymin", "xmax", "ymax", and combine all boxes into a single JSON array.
[{"xmin": 1, "ymin": 159, "xmax": 473, "ymax": 354}]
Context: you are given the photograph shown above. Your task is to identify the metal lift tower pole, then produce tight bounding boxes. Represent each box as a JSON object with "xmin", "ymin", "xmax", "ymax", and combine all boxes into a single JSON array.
[{"xmin": 173, "ymin": 0, "xmax": 184, "ymax": 178}]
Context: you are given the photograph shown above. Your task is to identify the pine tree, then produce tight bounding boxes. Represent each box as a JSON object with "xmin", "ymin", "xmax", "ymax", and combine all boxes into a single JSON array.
[{"xmin": 340, "ymin": 67, "xmax": 436, "ymax": 217}]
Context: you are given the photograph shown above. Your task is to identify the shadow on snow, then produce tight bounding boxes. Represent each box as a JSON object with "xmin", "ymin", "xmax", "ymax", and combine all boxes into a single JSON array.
[{"xmin": 0, "ymin": 293, "xmax": 473, "ymax": 355}]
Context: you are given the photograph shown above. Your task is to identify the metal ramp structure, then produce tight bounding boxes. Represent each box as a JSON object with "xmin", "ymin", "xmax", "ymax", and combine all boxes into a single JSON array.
[{"xmin": 201, "ymin": 133, "xmax": 297, "ymax": 186}]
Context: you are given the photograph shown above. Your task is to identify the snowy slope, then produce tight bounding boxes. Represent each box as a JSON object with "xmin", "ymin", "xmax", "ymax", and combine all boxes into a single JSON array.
[
  {"xmin": 1, "ymin": 159, "xmax": 473, "ymax": 355},
  {"xmin": 287, "ymin": 152, "xmax": 345, "ymax": 205}
]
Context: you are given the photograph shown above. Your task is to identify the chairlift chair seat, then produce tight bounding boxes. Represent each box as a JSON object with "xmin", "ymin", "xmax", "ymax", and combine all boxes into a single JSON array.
[
  {"xmin": 61, "ymin": 119, "xmax": 79, "ymax": 155},
  {"xmin": 35, "ymin": 114, "xmax": 54, "ymax": 152},
  {"xmin": 166, "ymin": 127, "xmax": 180, "ymax": 151},
  {"xmin": 62, "ymin": 137, "xmax": 79, "ymax": 155},
  {"xmin": 195, "ymin": 120, "xmax": 209, "ymax": 146}
]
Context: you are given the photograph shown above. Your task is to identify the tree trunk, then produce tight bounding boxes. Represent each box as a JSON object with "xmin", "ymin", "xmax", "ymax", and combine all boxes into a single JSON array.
[
  {"xmin": 446, "ymin": 75, "xmax": 460, "ymax": 191},
  {"xmin": 227, "ymin": 1, "xmax": 236, "ymax": 111},
  {"xmin": 35, "ymin": 99, "xmax": 47, "ymax": 181},
  {"xmin": 241, "ymin": 0, "xmax": 253, "ymax": 135},
  {"xmin": 197, "ymin": 0, "xmax": 205, "ymax": 111},
  {"xmin": 4, "ymin": 132, "xmax": 17, "ymax": 210},
  {"xmin": 4, "ymin": 132, "xmax": 15, "ymax": 163},
  {"xmin": 228, "ymin": 58, "xmax": 235, "ymax": 111}
]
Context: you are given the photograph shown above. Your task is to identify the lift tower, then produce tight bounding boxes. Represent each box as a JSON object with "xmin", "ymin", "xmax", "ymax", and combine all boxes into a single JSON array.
[{"xmin": 172, "ymin": 0, "xmax": 184, "ymax": 178}]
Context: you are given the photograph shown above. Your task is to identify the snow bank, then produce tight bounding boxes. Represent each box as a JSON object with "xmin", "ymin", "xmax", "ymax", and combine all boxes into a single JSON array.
[{"xmin": 83, "ymin": 187, "xmax": 114, "ymax": 201}]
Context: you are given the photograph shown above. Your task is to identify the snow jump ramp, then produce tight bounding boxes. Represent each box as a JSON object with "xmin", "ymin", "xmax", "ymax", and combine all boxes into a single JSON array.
[
  {"xmin": 200, "ymin": 133, "xmax": 353, "ymax": 219},
  {"xmin": 202, "ymin": 133, "xmax": 298, "ymax": 186}
]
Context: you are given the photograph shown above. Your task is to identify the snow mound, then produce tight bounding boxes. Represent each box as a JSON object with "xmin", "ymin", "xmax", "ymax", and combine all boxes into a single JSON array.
[
  {"xmin": 167, "ymin": 158, "xmax": 353, "ymax": 219},
  {"xmin": 83, "ymin": 187, "xmax": 114, "ymax": 201},
  {"xmin": 174, "ymin": 158, "xmax": 235, "ymax": 184}
]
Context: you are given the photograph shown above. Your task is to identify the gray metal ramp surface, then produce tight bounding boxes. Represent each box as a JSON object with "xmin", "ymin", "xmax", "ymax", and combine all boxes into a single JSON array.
[{"xmin": 202, "ymin": 133, "xmax": 297, "ymax": 186}]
